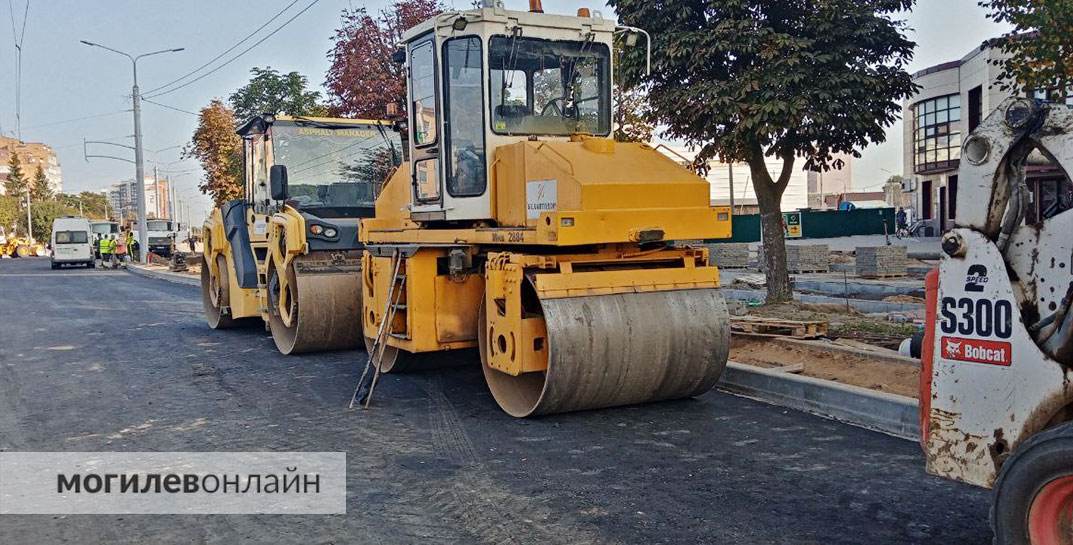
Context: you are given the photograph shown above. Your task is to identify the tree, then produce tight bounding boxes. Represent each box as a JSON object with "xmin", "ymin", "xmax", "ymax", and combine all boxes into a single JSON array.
[
  {"xmin": 29, "ymin": 200, "xmax": 78, "ymax": 242},
  {"xmin": 0, "ymin": 195, "xmax": 18, "ymax": 234},
  {"xmin": 610, "ymin": 0, "xmax": 917, "ymax": 302},
  {"xmin": 614, "ymin": 85, "xmax": 656, "ymax": 143},
  {"xmin": 185, "ymin": 100, "xmax": 244, "ymax": 206},
  {"xmin": 57, "ymin": 191, "xmax": 111, "ymax": 219},
  {"xmin": 30, "ymin": 165, "xmax": 52, "ymax": 201},
  {"xmin": 325, "ymin": 1, "xmax": 443, "ymax": 119},
  {"xmin": 981, "ymin": 0, "xmax": 1073, "ymax": 99},
  {"xmin": 228, "ymin": 67, "xmax": 328, "ymax": 122},
  {"xmin": 4, "ymin": 153, "xmax": 27, "ymax": 197}
]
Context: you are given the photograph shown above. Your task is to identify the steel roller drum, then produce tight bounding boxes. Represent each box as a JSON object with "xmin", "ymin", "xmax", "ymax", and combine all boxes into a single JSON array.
[
  {"xmin": 269, "ymin": 253, "xmax": 363, "ymax": 355},
  {"xmin": 482, "ymin": 288, "xmax": 731, "ymax": 417}
]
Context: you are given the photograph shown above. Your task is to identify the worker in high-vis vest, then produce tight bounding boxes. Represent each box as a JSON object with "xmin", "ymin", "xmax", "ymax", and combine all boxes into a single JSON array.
[
  {"xmin": 100, "ymin": 234, "xmax": 115, "ymax": 266},
  {"xmin": 126, "ymin": 230, "xmax": 138, "ymax": 262}
]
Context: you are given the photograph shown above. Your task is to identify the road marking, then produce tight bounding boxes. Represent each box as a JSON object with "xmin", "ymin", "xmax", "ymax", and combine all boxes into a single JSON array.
[{"xmin": 0, "ymin": 273, "xmax": 124, "ymax": 277}]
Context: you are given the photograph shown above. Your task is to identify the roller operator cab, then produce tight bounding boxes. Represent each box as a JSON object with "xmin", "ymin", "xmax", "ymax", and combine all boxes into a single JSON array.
[
  {"xmin": 201, "ymin": 115, "xmax": 402, "ymax": 355},
  {"xmin": 358, "ymin": 4, "xmax": 734, "ymax": 417},
  {"xmin": 920, "ymin": 98, "xmax": 1073, "ymax": 545}
]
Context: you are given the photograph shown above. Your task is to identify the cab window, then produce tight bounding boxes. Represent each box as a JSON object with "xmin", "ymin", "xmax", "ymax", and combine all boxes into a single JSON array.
[
  {"xmin": 489, "ymin": 36, "xmax": 611, "ymax": 136},
  {"xmin": 411, "ymin": 40, "xmax": 438, "ymax": 146},
  {"xmin": 443, "ymin": 36, "xmax": 486, "ymax": 197}
]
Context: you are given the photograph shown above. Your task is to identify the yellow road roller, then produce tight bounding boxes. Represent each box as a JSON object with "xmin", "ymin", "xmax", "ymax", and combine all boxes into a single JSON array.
[
  {"xmin": 202, "ymin": 115, "xmax": 401, "ymax": 354},
  {"xmin": 357, "ymin": 2, "xmax": 733, "ymax": 416}
]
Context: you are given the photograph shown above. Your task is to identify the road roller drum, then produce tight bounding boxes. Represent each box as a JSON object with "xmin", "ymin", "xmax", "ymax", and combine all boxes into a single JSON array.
[
  {"xmin": 480, "ymin": 289, "xmax": 730, "ymax": 417},
  {"xmin": 267, "ymin": 252, "xmax": 363, "ymax": 355}
]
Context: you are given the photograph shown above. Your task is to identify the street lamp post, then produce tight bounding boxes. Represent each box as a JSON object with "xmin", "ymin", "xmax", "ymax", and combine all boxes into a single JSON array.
[{"xmin": 79, "ymin": 40, "xmax": 183, "ymax": 264}]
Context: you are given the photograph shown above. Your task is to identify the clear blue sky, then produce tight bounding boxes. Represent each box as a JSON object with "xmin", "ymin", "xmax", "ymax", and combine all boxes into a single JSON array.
[{"xmin": 0, "ymin": 0, "xmax": 1009, "ymax": 222}]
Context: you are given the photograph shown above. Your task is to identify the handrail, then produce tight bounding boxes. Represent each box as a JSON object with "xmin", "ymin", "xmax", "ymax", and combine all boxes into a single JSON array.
[{"xmin": 534, "ymin": 142, "xmax": 576, "ymax": 176}]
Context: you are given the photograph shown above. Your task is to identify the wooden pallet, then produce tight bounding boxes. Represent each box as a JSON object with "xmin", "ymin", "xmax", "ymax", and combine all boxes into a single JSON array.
[{"xmin": 730, "ymin": 316, "xmax": 829, "ymax": 339}]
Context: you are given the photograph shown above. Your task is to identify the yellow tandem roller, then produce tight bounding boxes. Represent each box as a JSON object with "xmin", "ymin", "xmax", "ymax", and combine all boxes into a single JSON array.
[
  {"xmin": 200, "ymin": 114, "xmax": 401, "ymax": 356},
  {"xmin": 357, "ymin": 4, "xmax": 734, "ymax": 416}
]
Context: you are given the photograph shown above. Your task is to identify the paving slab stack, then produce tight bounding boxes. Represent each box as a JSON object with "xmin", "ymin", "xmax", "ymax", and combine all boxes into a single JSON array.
[
  {"xmin": 855, "ymin": 245, "xmax": 908, "ymax": 278},
  {"xmin": 707, "ymin": 243, "xmax": 750, "ymax": 269},
  {"xmin": 760, "ymin": 244, "xmax": 830, "ymax": 273}
]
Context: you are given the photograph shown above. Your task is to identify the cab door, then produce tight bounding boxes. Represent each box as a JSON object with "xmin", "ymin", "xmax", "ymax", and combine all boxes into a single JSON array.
[
  {"xmin": 244, "ymin": 131, "xmax": 270, "ymax": 246},
  {"xmin": 407, "ymin": 34, "xmax": 445, "ymax": 220}
]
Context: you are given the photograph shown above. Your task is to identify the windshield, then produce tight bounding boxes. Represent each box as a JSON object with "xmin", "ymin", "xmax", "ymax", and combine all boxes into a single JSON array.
[
  {"xmin": 56, "ymin": 231, "xmax": 88, "ymax": 244},
  {"xmin": 272, "ymin": 122, "xmax": 402, "ymax": 214},
  {"xmin": 91, "ymin": 222, "xmax": 118, "ymax": 235},
  {"xmin": 147, "ymin": 220, "xmax": 172, "ymax": 231},
  {"xmin": 489, "ymin": 37, "xmax": 611, "ymax": 136}
]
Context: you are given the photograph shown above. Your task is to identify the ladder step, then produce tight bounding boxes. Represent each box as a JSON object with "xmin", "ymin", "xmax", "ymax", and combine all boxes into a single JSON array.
[
  {"xmin": 391, "ymin": 303, "xmax": 407, "ymax": 310},
  {"xmin": 388, "ymin": 332, "xmax": 410, "ymax": 340}
]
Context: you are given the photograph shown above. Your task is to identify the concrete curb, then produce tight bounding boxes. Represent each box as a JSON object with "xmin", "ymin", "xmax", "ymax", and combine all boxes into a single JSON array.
[
  {"xmin": 717, "ymin": 361, "xmax": 920, "ymax": 441},
  {"xmin": 127, "ymin": 264, "xmax": 200, "ymax": 287}
]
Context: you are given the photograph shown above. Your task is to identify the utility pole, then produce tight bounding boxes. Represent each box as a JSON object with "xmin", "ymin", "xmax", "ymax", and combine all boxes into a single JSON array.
[
  {"xmin": 727, "ymin": 163, "xmax": 735, "ymax": 211},
  {"xmin": 79, "ymin": 40, "xmax": 183, "ymax": 264},
  {"xmin": 24, "ymin": 192, "xmax": 32, "ymax": 243}
]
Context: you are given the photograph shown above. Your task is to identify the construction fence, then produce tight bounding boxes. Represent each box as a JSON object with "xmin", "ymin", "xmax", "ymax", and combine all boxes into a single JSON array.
[{"xmin": 711, "ymin": 207, "xmax": 897, "ymax": 243}]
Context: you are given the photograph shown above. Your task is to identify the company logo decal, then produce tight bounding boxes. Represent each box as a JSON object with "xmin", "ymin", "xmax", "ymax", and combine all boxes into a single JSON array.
[{"xmin": 941, "ymin": 336, "xmax": 1012, "ymax": 366}]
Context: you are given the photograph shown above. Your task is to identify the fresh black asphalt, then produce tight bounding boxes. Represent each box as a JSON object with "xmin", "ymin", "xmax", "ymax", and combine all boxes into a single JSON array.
[{"xmin": 0, "ymin": 257, "xmax": 990, "ymax": 544}]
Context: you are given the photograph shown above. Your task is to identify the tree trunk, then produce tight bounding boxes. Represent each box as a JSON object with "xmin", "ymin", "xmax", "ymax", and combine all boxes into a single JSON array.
[{"xmin": 747, "ymin": 149, "xmax": 795, "ymax": 304}]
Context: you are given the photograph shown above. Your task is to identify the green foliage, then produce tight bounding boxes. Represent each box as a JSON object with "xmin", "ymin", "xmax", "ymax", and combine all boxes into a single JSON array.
[
  {"xmin": 57, "ymin": 191, "xmax": 111, "ymax": 219},
  {"xmin": 30, "ymin": 165, "xmax": 52, "ymax": 201},
  {"xmin": 613, "ymin": 84, "xmax": 655, "ymax": 143},
  {"xmin": 611, "ymin": 0, "xmax": 917, "ymax": 171},
  {"xmin": 4, "ymin": 153, "xmax": 27, "ymax": 197},
  {"xmin": 0, "ymin": 195, "xmax": 19, "ymax": 233},
  {"xmin": 30, "ymin": 200, "xmax": 79, "ymax": 241},
  {"xmin": 981, "ymin": 0, "xmax": 1073, "ymax": 98},
  {"xmin": 228, "ymin": 67, "xmax": 327, "ymax": 123}
]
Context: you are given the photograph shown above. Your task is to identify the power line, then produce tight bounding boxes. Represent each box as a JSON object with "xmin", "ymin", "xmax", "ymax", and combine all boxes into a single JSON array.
[
  {"xmin": 20, "ymin": 110, "xmax": 130, "ymax": 130},
  {"xmin": 143, "ymin": 0, "xmax": 321, "ymax": 99},
  {"xmin": 141, "ymin": 97, "xmax": 198, "ymax": 116},
  {"xmin": 141, "ymin": 0, "xmax": 302, "ymax": 96}
]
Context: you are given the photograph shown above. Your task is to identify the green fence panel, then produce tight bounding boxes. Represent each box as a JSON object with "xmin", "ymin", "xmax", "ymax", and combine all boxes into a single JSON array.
[{"xmin": 708, "ymin": 208, "xmax": 896, "ymax": 243}]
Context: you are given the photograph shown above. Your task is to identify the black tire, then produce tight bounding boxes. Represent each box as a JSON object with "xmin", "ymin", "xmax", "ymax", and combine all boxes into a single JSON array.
[
  {"xmin": 87, "ymin": 260, "xmax": 95, "ymax": 269},
  {"xmin": 50, "ymin": 262, "xmax": 58, "ymax": 270},
  {"xmin": 991, "ymin": 421, "xmax": 1073, "ymax": 545}
]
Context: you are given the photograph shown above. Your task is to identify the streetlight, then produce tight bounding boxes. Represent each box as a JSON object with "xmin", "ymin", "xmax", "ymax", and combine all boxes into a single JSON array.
[{"xmin": 80, "ymin": 40, "xmax": 183, "ymax": 264}]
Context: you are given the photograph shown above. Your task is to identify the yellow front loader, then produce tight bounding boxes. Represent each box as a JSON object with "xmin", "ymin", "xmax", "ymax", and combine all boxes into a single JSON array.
[
  {"xmin": 357, "ymin": 3, "xmax": 734, "ymax": 417},
  {"xmin": 0, "ymin": 230, "xmax": 45, "ymax": 258},
  {"xmin": 201, "ymin": 115, "xmax": 401, "ymax": 354}
]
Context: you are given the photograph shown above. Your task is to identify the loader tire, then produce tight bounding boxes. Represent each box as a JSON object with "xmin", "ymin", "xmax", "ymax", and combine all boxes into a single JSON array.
[{"xmin": 991, "ymin": 421, "xmax": 1073, "ymax": 545}]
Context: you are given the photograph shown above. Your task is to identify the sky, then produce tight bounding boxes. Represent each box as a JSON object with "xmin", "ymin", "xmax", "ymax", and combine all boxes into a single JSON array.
[{"xmin": 0, "ymin": 0, "xmax": 1011, "ymax": 222}]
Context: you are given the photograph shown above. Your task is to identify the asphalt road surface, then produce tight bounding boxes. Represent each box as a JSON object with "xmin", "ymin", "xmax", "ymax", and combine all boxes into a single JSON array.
[{"xmin": 0, "ymin": 257, "xmax": 991, "ymax": 544}]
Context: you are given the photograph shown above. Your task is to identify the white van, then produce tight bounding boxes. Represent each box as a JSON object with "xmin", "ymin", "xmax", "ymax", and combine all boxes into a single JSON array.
[{"xmin": 51, "ymin": 217, "xmax": 94, "ymax": 269}]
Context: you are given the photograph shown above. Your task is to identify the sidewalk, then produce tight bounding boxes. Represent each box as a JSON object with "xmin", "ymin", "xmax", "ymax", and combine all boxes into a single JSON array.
[{"xmin": 127, "ymin": 262, "xmax": 200, "ymax": 287}]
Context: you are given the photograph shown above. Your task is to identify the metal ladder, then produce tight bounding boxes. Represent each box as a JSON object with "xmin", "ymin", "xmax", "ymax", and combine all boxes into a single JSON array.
[{"xmin": 349, "ymin": 249, "xmax": 407, "ymax": 409}]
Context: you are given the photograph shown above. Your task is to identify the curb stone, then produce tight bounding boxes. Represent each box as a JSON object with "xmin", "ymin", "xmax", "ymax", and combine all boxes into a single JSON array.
[
  {"xmin": 717, "ymin": 361, "xmax": 920, "ymax": 441},
  {"xmin": 127, "ymin": 264, "xmax": 200, "ymax": 287}
]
